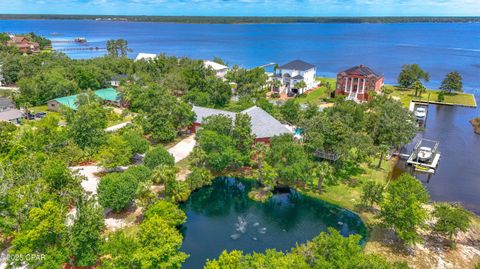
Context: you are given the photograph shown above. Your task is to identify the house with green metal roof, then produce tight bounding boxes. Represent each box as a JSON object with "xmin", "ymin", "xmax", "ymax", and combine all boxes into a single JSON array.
[{"xmin": 47, "ymin": 88, "xmax": 121, "ymax": 112}]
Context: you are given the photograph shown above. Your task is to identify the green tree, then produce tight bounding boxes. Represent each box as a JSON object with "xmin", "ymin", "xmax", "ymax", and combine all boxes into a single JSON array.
[
  {"xmin": 42, "ymin": 158, "xmax": 81, "ymax": 202},
  {"xmin": 97, "ymin": 135, "xmax": 133, "ymax": 169},
  {"xmin": 225, "ymin": 66, "xmax": 268, "ymax": 96},
  {"xmin": 165, "ymin": 180, "xmax": 191, "ymax": 203},
  {"xmin": 66, "ymin": 96, "xmax": 108, "ymax": 150},
  {"xmin": 281, "ymin": 99, "xmax": 301, "ymax": 124},
  {"xmin": 133, "ymin": 215, "xmax": 188, "ymax": 269},
  {"xmin": 205, "ymin": 249, "xmax": 310, "ymax": 269},
  {"xmin": 379, "ymin": 174, "xmax": 430, "ymax": 245},
  {"xmin": 151, "ymin": 165, "xmax": 177, "ymax": 185},
  {"xmin": 440, "ymin": 71, "xmax": 463, "ymax": 94},
  {"xmin": 366, "ymin": 96, "xmax": 417, "ymax": 168},
  {"xmin": 9, "ymin": 201, "xmax": 68, "ymax": 269},
  {"xmin": 98, "ymin": 173, "xmax": 137, "ymax": 212},
  {"xmin": 360, "ymin": 181, "xmax": 384, "ymax": 208},
  {"xmin": 294, "ymin": 80, "xmax": 307, "ymax": 91},
  {"xmin": 69, "ymin": 196, "xmax": 104, "ymax": 267},
  {"xmin": 100, "ymin": 230, "xmax": 139, "ymax": 269},
  {"xmin": 144, "ymin": 146, "xmax": 175, "ymax": 170},
  {"xmin": 126, "ymin": 84, "xmax": 194, "ymax": 142},
  {"xmin": 124, "ymin": 165, "xmax": 152, "ymax": 183},
  {"xmin": 266, "ymin": 134, "xmax": 313, "ymax": 186},
  {"xmin": 437, "ymin": 90, "xmax": 445, "ymax": 102},
  {"xmin": 186, "ymin": 167, "xmax": 213, "ymax": 190},
  {"xmin": 196, "ymin": 129, "xmax": 242, "ymax": 172},
  {"xmin": 232, "ymin": 112, "xmax": 255, "ymax": 158},
  {"xmin": 106, "ymin": 39, "xmax": 131, "ymax": 58},
  {"xmin": 397, "ymin": 64, "xmax": 430, "ymax": 88},
  {"xmin": 121, "ymin": 129, "xmax": 150, "ymax": 154},
  {"xmin": 17, "ymin": 68, "xmax": 80, "ymax": 106},
  {"xmin": 0, "ymin": 121, "xmax": 17, "ymax": 156},
  {"xmin": 412, "ymin": 79, "xmax": 426, "ymax": 97},
  {"xmin": 135, "ymin": 180, "xmax": 158, "ymax": 209},
  {"xmin": 144, "ymin": 200, "xmax": 186, "ymax": 227},
  {"xmin": 313, "ymin": 162, "xmax": 335, "ymax": 192},
  {"xmin": 433, "ymin": 202, "xmax": 471, "ymax": 247}
]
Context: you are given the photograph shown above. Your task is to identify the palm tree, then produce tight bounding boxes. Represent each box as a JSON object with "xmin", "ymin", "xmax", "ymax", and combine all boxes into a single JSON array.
[
  {"xmin": 271, "ymin": 79, "xmax": 281, "ymax": 92},
  {"xmin": 294, "ymin": 80, "xmax": 307, "ymax": 92}
]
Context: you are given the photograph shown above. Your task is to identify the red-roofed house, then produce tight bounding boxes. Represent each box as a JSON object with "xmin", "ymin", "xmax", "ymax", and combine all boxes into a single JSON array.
[
  {"xmin": 335, "ymin": 65, "xmax": 384, "ymax": 102},
  {"xmin": 6, "ymin": 36, "xmax": 40, "ymax": 54}
]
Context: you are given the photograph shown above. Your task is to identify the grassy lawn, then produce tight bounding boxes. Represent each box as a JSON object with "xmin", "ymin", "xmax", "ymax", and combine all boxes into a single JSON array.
[
  {"xmin": 384, "ymin": 85, "xmax": 476, "ymax": 107},
  {"xmin": 295, "ymin": 77, "xmax": 336, "ymax": 105},
  {"xmin": 300, "ymin": 158, "xmax": 395, "ymax": 224},
  {"xmin": 29, "ymin": 105, "xmax": 63, "ymax": 119}
]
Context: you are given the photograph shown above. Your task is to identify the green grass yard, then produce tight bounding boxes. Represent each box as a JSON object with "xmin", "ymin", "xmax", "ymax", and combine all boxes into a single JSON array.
[
  {"xmin": 292, "ymin": 77, "xmax": 476, "ymax": 108},
  {"xmin": 295, "ymin": 77, "xmax": 336, "ymax": 105},
  {"xmin": 383, "ymin": 85, "xmax": 476, "ymax": 107}
]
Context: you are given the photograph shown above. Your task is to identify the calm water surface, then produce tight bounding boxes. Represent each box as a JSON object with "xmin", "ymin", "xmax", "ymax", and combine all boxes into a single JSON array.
[
  {"xmin": 179, "ymin": 178, "xmax": 366, "ymax": 269},
  {"xmin": 1, "ymin": 20, "xmax": 479, "ymax": 91},
  {"xmin": 394, "ymin": 97, "xmax": 480, "ymax": 214}
]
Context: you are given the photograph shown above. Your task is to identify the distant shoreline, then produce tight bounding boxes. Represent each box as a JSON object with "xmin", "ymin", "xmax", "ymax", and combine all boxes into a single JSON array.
[{"xmin": 1, "ymin": 14, "xmax": 480, "ymax": 24}]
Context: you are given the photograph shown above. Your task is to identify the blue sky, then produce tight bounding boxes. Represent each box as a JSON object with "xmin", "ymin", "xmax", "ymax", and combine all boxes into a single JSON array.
[{"xmin": 1, "ymin": 0, "xmax": 479, "ymax": 16}]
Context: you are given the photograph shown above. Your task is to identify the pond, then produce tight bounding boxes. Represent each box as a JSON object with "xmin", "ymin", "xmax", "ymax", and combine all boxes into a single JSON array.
[{"xmin": 179, "ymin": 177, "xmax": 366, "ymax": 269}]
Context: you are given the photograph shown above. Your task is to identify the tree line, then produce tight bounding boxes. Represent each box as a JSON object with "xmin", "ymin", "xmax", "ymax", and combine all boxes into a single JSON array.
[{"xmin": 1, "ymin": 14, "xmax": 480, "ymax": 24}]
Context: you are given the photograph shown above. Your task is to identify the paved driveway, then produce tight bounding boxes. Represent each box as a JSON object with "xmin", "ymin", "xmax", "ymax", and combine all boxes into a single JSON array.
[
  {"xmin": 70, "ymin": 165, "xmax": 102, "ymax": 195},
  {"xmin": 168, "ymin": 135, "xmax": 196, "ymax": 163}
]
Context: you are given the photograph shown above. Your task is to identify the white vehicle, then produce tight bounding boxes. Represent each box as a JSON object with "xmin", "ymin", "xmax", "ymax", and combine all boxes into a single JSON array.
[{"xmin": 414, "ymin": 107, "xmax": 427, "ymax": 119}]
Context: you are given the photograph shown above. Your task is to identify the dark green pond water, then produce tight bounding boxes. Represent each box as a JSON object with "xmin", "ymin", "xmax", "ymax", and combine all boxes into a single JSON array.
[{"xmin": 179, "ymin": 178, "xmax": 366, "ymax": 269}]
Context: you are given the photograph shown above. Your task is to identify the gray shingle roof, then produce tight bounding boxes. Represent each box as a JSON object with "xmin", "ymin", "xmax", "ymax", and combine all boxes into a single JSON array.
[
  {"xmin": 192, "ymin": 106, "xmax": 236, "ymax": 124},
  {"xmin": 0, "ymin": 109, "xmax": 23, "ymax": 121},
  {"xmin": 192, "ymin": 106, "xmax": 293, "ymax": 139},
  {"xmin": 292, "ymin": 75, "xmax": 304, "ymax": 80},
  {"xmin": 242, "ymin": 106, "xmax": 293, "ymax": 139},
  {"xmin": 279, "ymin": 60, "xmax": 315, "ymax": 71}
]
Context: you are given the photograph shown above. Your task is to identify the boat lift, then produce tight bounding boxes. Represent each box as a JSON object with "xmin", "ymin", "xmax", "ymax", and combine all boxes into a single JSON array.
[
  {"xmin": 409, "ymin": 100, "xmax": 429, "ymax": 128},
  {"xmin": 406, "ymin": 138, "xmax": 441, "ymax": 174}
]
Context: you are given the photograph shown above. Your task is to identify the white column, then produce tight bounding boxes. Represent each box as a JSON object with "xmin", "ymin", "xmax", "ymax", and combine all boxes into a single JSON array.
[
  {"xmin": 349, "ymin": 78, "xmax": 354, "ymax": 93},
  {"xmin": 362, "ymin": 79, "xmax": 366, "ymax": 93},
  {"xmin": 344, "ymin": 77, "xmax": 348, "ymax": 92},
  {"xmin": 356, "ymin": 78, "xmax": 360, "ymax": 98}
]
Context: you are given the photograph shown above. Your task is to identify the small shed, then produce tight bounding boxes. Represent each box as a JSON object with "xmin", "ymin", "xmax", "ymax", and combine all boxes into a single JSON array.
[
  {"xmin": 48, "ymin": 88, "xmax": 121, "ymax": 112},
  {"xmin": 0, "ymin": 109, "xmax": 23, "ymax": 124}
]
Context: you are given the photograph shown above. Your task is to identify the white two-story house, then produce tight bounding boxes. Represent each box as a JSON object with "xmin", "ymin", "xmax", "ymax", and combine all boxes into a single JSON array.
[{"xmin": 273, "ymin": 60, "xmax": 317, "ymax": 95}]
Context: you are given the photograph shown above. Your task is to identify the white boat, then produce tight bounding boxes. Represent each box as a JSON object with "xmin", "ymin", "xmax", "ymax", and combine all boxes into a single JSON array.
[
  {"xmin": 414, "ymin": 107, "xmax": 427, "ymax": 119},
  {"xmin": 417, "ymin": 146, "xmax": 433, "ymax": 162}
]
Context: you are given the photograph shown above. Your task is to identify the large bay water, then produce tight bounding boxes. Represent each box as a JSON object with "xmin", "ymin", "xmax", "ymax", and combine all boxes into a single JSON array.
[
  {"xmin": 1, "ymin": 20, "xmax": 479, "ymax": 91},
  {"xmin": 179, "ymin": 178, "xmax": 366, "ymax": 269}
]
